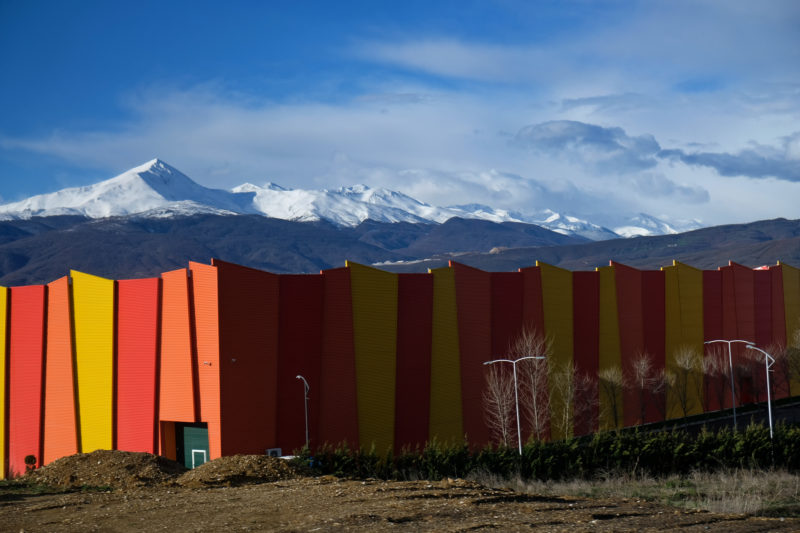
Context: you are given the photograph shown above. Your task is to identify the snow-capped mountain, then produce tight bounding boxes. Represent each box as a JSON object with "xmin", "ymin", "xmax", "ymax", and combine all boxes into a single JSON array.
[
  {"xmin": 611, "ymin": 213, "xmax": 703, "ymax": 238},
  {"xmin": 0, "ymin": 159, "xmax": 254, "ymax": 219},
  {"xmin": 0, "ymin": 159, "xmax": 693, "ymax": 240}
]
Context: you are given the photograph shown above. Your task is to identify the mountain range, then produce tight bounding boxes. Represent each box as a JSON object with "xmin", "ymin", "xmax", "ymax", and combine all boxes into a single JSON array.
[
  {"xmin": 0, "ymin": 159, "xmax": 797, "ymax": 286},
  {"xmin": 0, "ymin": 159, "xmax": 695, "ymax": 240}
]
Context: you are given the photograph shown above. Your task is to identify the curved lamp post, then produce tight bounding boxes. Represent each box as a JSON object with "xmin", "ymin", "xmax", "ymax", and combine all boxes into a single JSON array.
[
  {"xmin": 483, "ymin": 356, "xmax": 545, "ymax": 455},
  {"xmin": 746, "ymin": 345, "xmax": 775, "ymax": 439},
  {"xmin": 296, "ymin": 375, "xmax": 310, "ymax": 449},
  {"xmin": 704, "ymin": 339, "xmax": 754, "ymax": 429}
]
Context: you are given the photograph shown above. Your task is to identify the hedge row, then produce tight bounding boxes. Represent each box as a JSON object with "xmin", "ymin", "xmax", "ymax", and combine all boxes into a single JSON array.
[{"xmin": 295, "ymin": 423, "xmax": 800, "ymax": 480}]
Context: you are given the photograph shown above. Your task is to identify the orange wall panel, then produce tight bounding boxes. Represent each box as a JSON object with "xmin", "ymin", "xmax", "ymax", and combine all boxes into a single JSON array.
[
  {"xmin": 189, "ymin": 262, "xmax": 222, "ymax": 459},
  {"xmin": 43, "ymin": 277, "xmax": 78, "ymax": 464},
  {"xmin": 159, "ymin": 268, "xmax": 197, "ymax": 424}
]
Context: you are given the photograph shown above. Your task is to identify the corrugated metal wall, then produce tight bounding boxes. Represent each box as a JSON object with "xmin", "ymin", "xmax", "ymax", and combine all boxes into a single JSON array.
[
  {"xmin": 2, "ymin": 258, "xmax": 800, "ymax": 476},
  {"xmin": 8, "ymin": 285, "xmax": 46, "ymax": 475},
  {"xmin": 0, "ymin": 287, "xmax": 6, "ymax": 478},
  {"xmin": 214, "ymin": 259, "xmax": 280, "ymax": 456},
  {"xmin": 71, "ymin": 271, "xmax": 115, "ymax": 453},
  {"xmin": 117, "ymin": 277, "xmax": 161, "ymax": 454},
  {"xmin": 395, "ymin": 273, "xmax": 433, "ymax": 450},
  {"xmin": 43, "ymin": 277, "xmax": 78, "ymax": 463}
]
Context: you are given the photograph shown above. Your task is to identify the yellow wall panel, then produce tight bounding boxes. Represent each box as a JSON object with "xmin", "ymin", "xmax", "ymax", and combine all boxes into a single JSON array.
[
  {"xmin": 663, "ymin": 261, "xmax": 704, "ymax": 418},
  {"xmin": 597, "ymin": 266, "xmax": 622, "ymax": 430},
  {"xmin": 428, "ymin": 267, "xmax": 463, "ymax": 443},
  {"xmin": 346, "ymin": 261, "xmax": 398, "ymax": 452},
  {"xmin": 537, "ymin": 261, "xmax": 573, "ymax": 439},
  {"xmin": 781, "ymin": 262, "xmax": 800, "ymax": 394},
  {"xmin": 0, "ymin": 287, "xmax": 6, "ymax": 479},
  {"xmin": 71, "ymin": 271, "xmax": 115, "ymax": 452}
]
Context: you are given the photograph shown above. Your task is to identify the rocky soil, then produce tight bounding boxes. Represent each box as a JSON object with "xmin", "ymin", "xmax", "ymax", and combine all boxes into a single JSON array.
[{"xmin": 2, "ymin": 450, "xmax": 798, "ymax": 532}]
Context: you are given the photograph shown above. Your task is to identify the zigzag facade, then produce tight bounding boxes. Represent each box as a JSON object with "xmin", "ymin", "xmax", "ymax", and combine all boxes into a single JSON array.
[{"xmin": 2, "ymin": 258, "xmax": 800, "ymax": 477}]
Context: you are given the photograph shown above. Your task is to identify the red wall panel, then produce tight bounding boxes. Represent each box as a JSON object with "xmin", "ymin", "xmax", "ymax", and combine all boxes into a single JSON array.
[
  {"xmin": 491, "ymin": 272, "xmax": 523, "ymax": 358},
  {"xmin": 318, "ymin": 267, "xmax": 359, "ymax": 448},
  {"xmin": 394, "ymin": 273, "xmax": 433, "ymax": 450},
  {"xmin": 519, "ymin": 265, "xmax": 548, "ymax": 439},
  {"xmin": 572, "ymin": 271, "xmax": 599, "ymax": 435},
  {"xmin": 703, "ymin": 270, "xmax": 725, "ymax": 411},
  {"xmin": 451, "ymin": 262, "xmax": 492, "ymax": 447},
  {"xmin": 213, "ymin": 259, "xmax": 280, "ymax": 455},
  {"xmin": 728, "ymin": 263, "xmax": 756, "ymax": 403},
  {"xmin": 612, "ymin": 262, "xmax": 644, "ymax": 426},
  {"xmin": 520, "ymin": 266, "xmax": 545, "ymax": 335},
  {"xmin": 117, "ymin": 277, "xmax": 161, "ymax": 454},
  {"xmin": 43, "ymin": 277, "xmax": 78, "ymax": 464},
  {"xmin": 754, "ymin": 269, "xmax": 773, "ymax": 347},
  {"xmin": 769, "ymin": 266, "xmax": 787, "ymax": 348},
  {"xmin": 769, "ymin": 266, "xmax": 789, "ymax": 399},
  {"xmin": 8, "ymin": 285, "xmax": 46, "ymax": 475},
  {"xmin": 752, "ymin": 269, "xmax": 773, "ymax": 401},
  {"xmin": 641, "ymin": 270, "xmax": 665, "ymax": 423},
  {"xmin": 277, "ymin": 274, "xmax": 324, "ymax": 453}
]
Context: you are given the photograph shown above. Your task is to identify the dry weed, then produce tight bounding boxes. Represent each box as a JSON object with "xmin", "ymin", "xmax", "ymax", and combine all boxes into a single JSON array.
[{"xmin": 468, "ymin": 468, "xmax": 800, "ymax": 517}]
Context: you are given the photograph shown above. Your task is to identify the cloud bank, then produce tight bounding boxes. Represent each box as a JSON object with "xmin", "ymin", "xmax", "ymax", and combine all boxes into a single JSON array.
[{"xmin": 514, "ymin": 120, "xmax": 800, "ymax": 183}]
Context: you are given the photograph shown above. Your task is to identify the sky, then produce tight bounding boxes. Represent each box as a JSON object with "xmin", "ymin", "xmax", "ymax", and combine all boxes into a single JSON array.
[{"xmin": 1, "ymin": 0, "xmax": 799, "ymax": 228}]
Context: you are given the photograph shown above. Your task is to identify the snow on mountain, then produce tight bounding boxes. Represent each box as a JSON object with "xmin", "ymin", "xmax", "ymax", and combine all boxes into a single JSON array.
[
  {"xmin": 0, "ymin": 159, "xmax": 697, "ymax": 240},
  {"xmin": 529, "ymin": 210, "xmax": 620, "ymax": 241},
  {"xmin": 612, "ymin": 213, "xmax": 703, "ymax": 238},
  {"xmin": 0, "ymin": 159, "xmax": 254, "ymax": 219},
  {"xmin": 236, "ymin": 182, "xmax": 440, "ymax": 226}
]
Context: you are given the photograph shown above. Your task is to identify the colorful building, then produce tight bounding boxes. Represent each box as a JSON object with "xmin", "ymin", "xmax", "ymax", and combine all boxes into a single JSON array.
[{"xmin": 2, "ymin": 258, "xmax": 799, "ymax": 477}]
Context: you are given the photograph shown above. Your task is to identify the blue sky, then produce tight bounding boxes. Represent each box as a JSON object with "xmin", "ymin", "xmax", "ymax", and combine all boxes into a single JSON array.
[{"xmin": 1, "ymin": 0, "xmax": 799, "ymax": 227}]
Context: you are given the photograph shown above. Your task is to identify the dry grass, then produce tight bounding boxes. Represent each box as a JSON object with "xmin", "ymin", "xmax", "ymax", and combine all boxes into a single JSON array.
[{"xmin": 468, "ymin": 469, "xmax": 800, "ymax": 517}]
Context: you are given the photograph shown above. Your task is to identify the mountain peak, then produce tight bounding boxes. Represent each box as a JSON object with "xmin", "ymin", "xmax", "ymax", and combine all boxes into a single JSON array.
[{"xmin": 0, "ymin": 160, "xmax": 693, "ymax": 240}]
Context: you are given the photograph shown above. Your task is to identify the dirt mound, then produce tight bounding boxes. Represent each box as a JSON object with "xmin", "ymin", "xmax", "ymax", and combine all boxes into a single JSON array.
[
  {"xmin": 25, "ymin": 450, "xmax": 187, "ymax": 490},
  {"xmin": 175, "ymin": 454, "xmax": 297, "ymax": 487}
]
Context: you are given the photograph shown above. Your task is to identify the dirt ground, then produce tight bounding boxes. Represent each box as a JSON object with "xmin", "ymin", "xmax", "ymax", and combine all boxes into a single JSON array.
[{"xmin": 2, "ymin": 451, "xmax": 798, "ymax": 532}]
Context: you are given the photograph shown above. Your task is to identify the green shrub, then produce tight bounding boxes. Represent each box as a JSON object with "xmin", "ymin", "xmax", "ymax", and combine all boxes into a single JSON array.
[{"xmin": 301, "ymin": 423, "xmax": 800, "ymax": 482}]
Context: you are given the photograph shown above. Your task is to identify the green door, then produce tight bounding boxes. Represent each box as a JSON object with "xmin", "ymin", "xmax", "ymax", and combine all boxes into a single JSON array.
[{"xmin": 182, "ymin": 426, "xmax": 210, "ymax": 468}]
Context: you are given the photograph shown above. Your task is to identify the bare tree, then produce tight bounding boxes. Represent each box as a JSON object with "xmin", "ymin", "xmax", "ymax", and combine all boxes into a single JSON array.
[
  {"xmin": 670, "ymin": 346, "xmax": 703, "ymax": 417},
  {"xmin": 705, "ymin": 346, "xmax": 731, "ymax": 411},
  {"xmin": 788, "ymin": 326, "xmax": 800, "ymax": 397},
  {"xmin": 598, "ymin": 366, "xmax": 624, "ymax": 430},
  {"xmin": 652, "ymin": 368, "xmax": 673, "ymax": 420},
  {"xmin": 483, "ymin": 363, "xmax": 516, "ymax": 447},
  {"xmin": 629, "ymin": 352, "xmax": 663, "ymax": 425},
  {"xmin": 513, "ymin": 328, "xmax": 551, "ymax": 441},
  {"xmin": 771, "ymin": 344, "xmax": 792, "ymax": 398},
  {"xmin": 549, "ymin": 360, "xmax": 594, "ymax": 439}
]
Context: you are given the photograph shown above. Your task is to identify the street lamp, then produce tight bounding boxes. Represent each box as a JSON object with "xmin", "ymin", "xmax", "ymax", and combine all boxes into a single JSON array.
[
  {"xmin": 704, "ymin": 339, "xmax": 754, "ymax": 429},
  {"xmin": 483, "ymin": 355, "xmax": 546, "ymax": 455},
  {"xmin": 746, "ymin": 345, "xmax": 776, "ymax": 439},
  {"xmin": 296, "ymin": 375, "xmax": 310, "ymax": 449}
]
